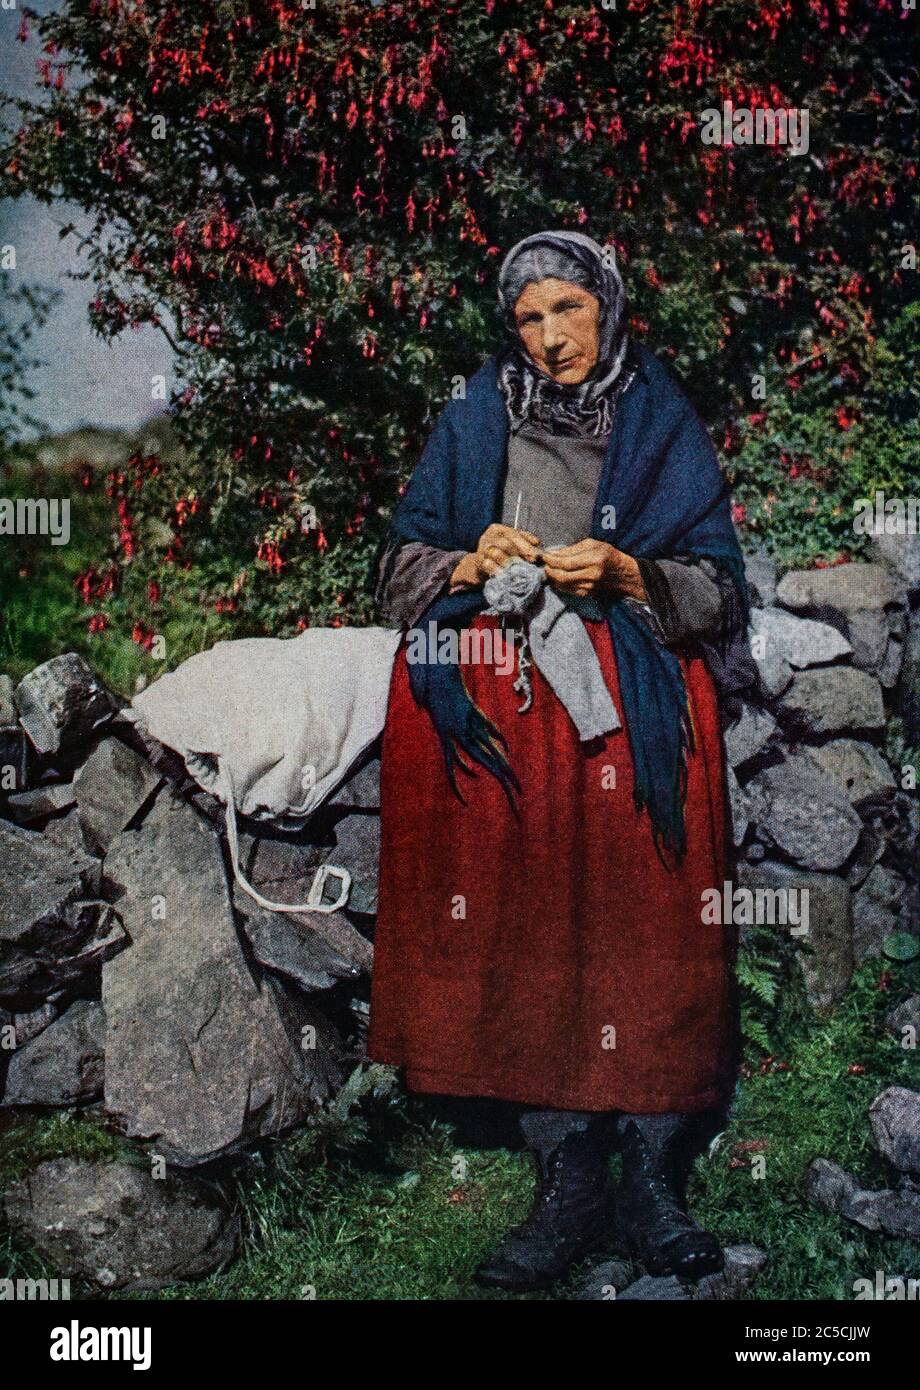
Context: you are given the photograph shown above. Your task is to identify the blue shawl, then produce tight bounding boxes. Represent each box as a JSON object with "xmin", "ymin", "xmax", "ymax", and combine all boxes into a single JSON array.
[{"xmin": 388, "ymin": 344, "xmax": 748, "ymax": 858}]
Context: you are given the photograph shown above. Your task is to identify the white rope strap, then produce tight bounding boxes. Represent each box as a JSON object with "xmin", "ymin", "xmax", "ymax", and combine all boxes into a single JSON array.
[{"xmin": 219, "ymin": 763, "xmax": 351, "ymax": 915}]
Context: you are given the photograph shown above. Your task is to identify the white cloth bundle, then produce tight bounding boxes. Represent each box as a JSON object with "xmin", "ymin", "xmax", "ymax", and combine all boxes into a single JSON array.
[{"xmin": 128, "ymin": 625, "xmax": 402, "ymax": 913}]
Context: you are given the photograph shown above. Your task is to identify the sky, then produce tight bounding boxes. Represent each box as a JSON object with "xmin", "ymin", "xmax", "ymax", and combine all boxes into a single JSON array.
[{"xmin": 0, "ymin": 0, "xmax": 174, "ymax": 438}]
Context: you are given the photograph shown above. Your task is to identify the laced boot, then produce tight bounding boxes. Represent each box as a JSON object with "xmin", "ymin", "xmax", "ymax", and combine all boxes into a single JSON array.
[
  {"xmin": 474, "ymin": 1111, "xmax": 611, "ymax": 1291},
  {"xmin": 614, "ymin": 1112, "xmax": 723, "ymax": 1280}
]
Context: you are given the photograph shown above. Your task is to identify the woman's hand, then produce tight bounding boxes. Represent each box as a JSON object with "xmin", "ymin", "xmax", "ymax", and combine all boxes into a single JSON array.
[
  {"xmin": 450, "ymin": 523, "xmax": 542, "ymax": 589},
  {"xmin": 542, "ymin": 539, "xmax": 647, "ymax": 601}
]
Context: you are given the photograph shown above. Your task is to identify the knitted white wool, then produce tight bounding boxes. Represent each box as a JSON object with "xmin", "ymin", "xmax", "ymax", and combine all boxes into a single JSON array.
[{"xmin": 483, "ymin": 560, "xmax": 621, "ymax": 742}]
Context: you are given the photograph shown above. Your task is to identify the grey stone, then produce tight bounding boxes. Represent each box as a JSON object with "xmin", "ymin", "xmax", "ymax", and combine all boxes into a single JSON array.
[
  {"xmin": 805, "ymin": 1157, "xmax": 861, "ymax": 1213},
  {"xmin": 898, "ymin": 607, "xmax": 920, "ymax": 746},
  {"xmin": 870, "ymin": 531, "xmax": 920, "ymax": 592},
  {"xmin": 73, "ymin": 736, "xmax": 162, "ymax": 851},
  {"xmin": 748, "ymin": 613, "xmax": 794, "ymax": 699},
  {"xmin": 3, "ymin": 1158, "xmax": 239, "ymax": 1291},
  {"xmin": 0, "ymin": 822, "xmax": 100, "ymax": 947},
  {"xmin": 778, "ymin": 667, "xmax": 885, "ymax": 736},
  {"xmin": 744, "ymin": 758, "xmax": 862, "ymax": 870},
  {"xmin": 776, "ymin": 563, "xmax": 907, "ymax": 617},
  {"xmin": 0, "ymin": 674, "xmax": 15, "ymax": 727},
  {"xmin": 744, "ymin": 552, "xmax": 777, "ymax": 608},
  {"xmin": 869, "ymin": 1087, "xmax": 920, "ymax": 1174},
  {"xmin": 840, "ymin": 1186, "xmax": 920, "ymax": 1240},
  {"xmin": 847, "ymin": 608, "xmax": 893, "ymax": 678},
  {"xmin": 103, "ymin": 789, "xmax": 344, "ymax": 1166},
  {"xmin": 804, "ymin": 740, "xmax": 895, "ymax": 807},
  {"xmin": 845, "ymin": 827, "xmax": 886, "ymax": 889},
  {"xmin": 877, "ymin": 636, "xmax": 904, "ymax": 690},
  {"xmin": 326, "ymin": 755, "xmax": 381, "ymax": 812},
  {"xmin": 886, "ymin": 995, "xmax": 920, "ymax": 1044},
  {"xmin": 240, "ymin": 906, "xmax": 364, "ymax": 992},
  {"xmin": 806, "ymin": 1156, "xmax": 920, "ymax": 1239},
  {"xmin": 726, "ymin": 767, "xmax": 749, "ymax": 848},
  {"xmin": 0, "ymin": 727, "xmax": 30, "ymax": 795},
  {"xmin": 693, "ymin": 1244, "xmax": 769, "ymax": 1301},
  {"xmin": 577, "ymin": 1259, "xmax": 634, "ymax": 1299},
  {"xmin": 750, "ymin": 607, "xmax": 852, "ymax": 669},
  {"xmin": 4, "ymin": 783, "xmax": 76, "ymax": 824},
  {"xmin": 9, "ymin": 1000, "xmax": 60, "ymax": 1047},
  {"xmin": 0, "ymin": 900, "xmax": 126, "ymax": 1011},
  {"xmin": 737, "ymin": 861, "xmax": 853, "ymax": 1009},
  {"xmin": 2, "ymin": 999, "xmax": 104, "ymax": 1107},
  {"xmin": 853, "ymin": 865, "xmax": 907, "ymax": 963},
  {"xmin": 43, "ymin": 808, "xmax": 94, "ymax": 856},
  {"xmin": 330, "ymin": 813, "xmax": 379, "ymax": 915},
  {"xmin": 724, "ymin": 705, "xmax": 777, "ymax": 769},
  {"xmin": 14, "ymin": 654, "xmax": 116, "ymax": 756}
]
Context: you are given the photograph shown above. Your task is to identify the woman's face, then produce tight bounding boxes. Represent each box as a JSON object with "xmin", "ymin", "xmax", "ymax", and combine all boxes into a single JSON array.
[{"xmin": 512, "ymin": 277, "xmax": 601, "ymax": 385}]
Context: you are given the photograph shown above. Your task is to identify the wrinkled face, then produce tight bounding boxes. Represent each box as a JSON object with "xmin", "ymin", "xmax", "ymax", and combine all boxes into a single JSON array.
[{"xmin": 512, "ymin": 277, "xmax": 601, "ymax": 385}]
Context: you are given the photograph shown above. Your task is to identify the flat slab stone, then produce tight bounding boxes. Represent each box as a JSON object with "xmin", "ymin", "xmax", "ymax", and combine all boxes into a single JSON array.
[
  {"xmin": 103, "ymin": 788, "xmax": 344, "ymax": 1165},
  {"xmin": 778, "ymin": 666, "xmax": 885, "ymax": 736},
  {"xmin": 776, "ymin": 563, "xmax": 906, "ymax": 616},
  {"xmin": 750, "ymin": 607, "xmax": 852, "ymax": 669},
  {"xmin": 73, "ymin": 736, "xmax": 162, "ymax": 851}
]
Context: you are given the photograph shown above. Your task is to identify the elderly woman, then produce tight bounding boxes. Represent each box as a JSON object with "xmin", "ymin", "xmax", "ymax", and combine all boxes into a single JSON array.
[{"xmin": 367, "ymin": 230, "xmax": 750, "ymax": 1292}]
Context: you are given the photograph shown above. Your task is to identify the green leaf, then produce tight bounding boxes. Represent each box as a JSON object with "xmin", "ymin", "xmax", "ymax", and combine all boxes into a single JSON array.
[{"xmin": 882, "ymin": 933, "xmax": 920, "ymax": 962}]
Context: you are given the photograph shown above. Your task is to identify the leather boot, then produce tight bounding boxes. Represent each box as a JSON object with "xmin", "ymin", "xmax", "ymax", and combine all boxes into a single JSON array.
[
  {"xmin": 474, "ymin": 1110, "xmax": 611, "ymax": 1291},
  {"xmin": 614, "ymin": 1112, "xmax": 723, "ymax": 1279}
]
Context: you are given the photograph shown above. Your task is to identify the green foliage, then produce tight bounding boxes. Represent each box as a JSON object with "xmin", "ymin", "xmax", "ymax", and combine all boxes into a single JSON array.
[
  {"xmin": 730, "ymin": 304, "xmax": 920, "ymax": 567},
  {"xmin": 0, "ymin": 0, "xmax": 915, "ymax": 643}
]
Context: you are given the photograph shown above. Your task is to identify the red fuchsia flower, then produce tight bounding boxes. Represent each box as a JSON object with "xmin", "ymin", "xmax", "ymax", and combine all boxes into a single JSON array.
[
  {"xmin": 147, "ymin": 580, "xmax": 160, "ymax": 604},
  {"xmin": 88, "ymin": 614, "xmax": 109, "ymax": 634},
  {"xmin": 214, "ymin": 596, "xmax": 237, "ymax": 614},
  {"xmin": 836, "ymin": 404, "xmax": 858, "ymax": 430},
  {"xmin": 746, "ymin": 412, "xmax": 767, "ymax": 429},
  {"xmin": 75, "ymin": 569, "xmax": 97, "ymax": 604},
  {"xmin": 132, "ymin": 622, "xmax": 157, "ymax": 651},
  {"xmin": 257, "ymin": 540, "xmax": 284, "ymax": 573},
  {"xmin": 731, "ymin": 503, "xmax": 747, "ymax": 525}
]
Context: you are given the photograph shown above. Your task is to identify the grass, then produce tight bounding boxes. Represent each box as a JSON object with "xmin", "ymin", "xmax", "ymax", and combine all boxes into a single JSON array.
[{"xmin": 1, "ymin": 961, "xmax": 916, "ymax": 1302}]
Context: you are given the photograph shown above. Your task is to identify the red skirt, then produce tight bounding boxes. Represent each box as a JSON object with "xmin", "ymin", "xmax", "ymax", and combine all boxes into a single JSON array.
[{"xmin": 367, "ymin": 615, "xmax": 737, "ymax": 1114}]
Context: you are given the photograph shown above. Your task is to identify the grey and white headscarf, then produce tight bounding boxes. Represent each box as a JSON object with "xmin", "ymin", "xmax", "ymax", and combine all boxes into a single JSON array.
[{"xmin": 496, "ymin": 230, "xmax": 632, "ymax": 438}]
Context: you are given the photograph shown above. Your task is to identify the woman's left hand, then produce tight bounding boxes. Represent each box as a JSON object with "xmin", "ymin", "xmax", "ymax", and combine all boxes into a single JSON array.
[{"xmin": 541, "ymin": 539, "xmax": 647, "ymax": 602}]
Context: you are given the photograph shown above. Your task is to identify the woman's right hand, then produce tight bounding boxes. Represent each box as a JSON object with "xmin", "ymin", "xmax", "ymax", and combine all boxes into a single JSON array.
[{"xmin": 450, "ymin": 523, "xmax": 542, "ymax": 588}]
